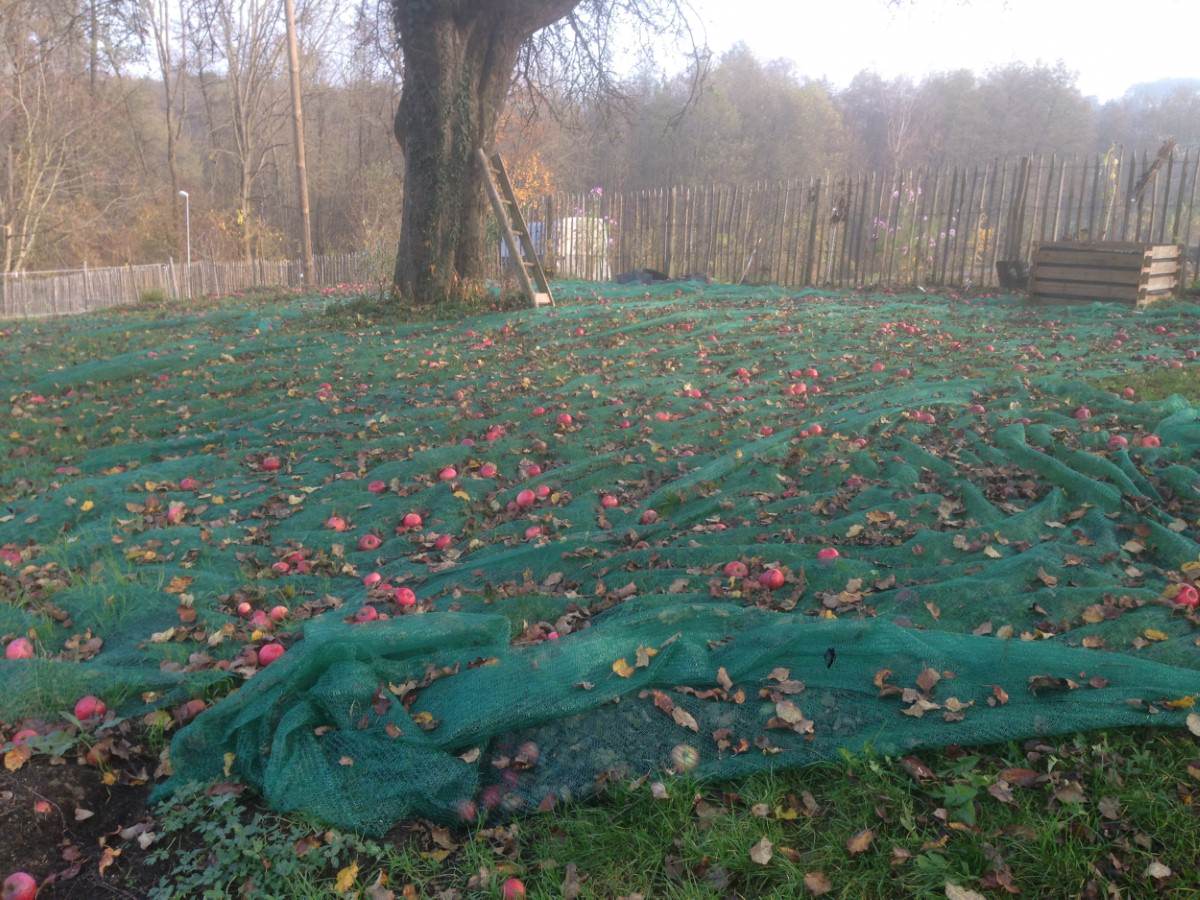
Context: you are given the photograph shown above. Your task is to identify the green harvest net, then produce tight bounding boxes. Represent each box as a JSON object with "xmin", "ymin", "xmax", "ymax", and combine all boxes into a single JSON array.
[{"xmin": 1, "ymin": 284, "xmax": 1199, "ymax": 836}]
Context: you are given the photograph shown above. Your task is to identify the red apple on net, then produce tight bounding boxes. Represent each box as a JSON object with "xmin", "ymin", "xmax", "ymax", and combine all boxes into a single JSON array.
[
  {"xmin": 524, "ymin": 525, "xmax": 543, "ymax": 540},
  {"xmin": 535, "ymin": 484, "xmax": 551, "ymax": 499},
  {"xmin": 363, "ymin": 572, "xmax": 382, "ymax": 588},
  {"xmin": 73, "ymin": 695, "xmax": 106, "ymax": 720},
  {"xmin": 485, "ymin": 427, "xmax": 504, "ymax": 442},
  {"xmin": 871, "ymin": 361, "xmax": 885, "ymax": 372},
  {"xmin": 759, "ymin": 568, "xmax": 785, "ymax": 590},
  {"xmin": 434, "ymin": 534, "xmax": 453, "ymax": 550},
  {"xmin": 1073, "ymin": 406, "xmax": 1091, "ymax": 421},
  {"xmin": 968, "ymin": 403, "xmax": 986, "ymax": 415},
  {"xmin": 556, "ymin": 412, "xmax": 574, "ymax": 427},
  {"xmin": 1107, "ymin": 435, "xmax": 1128, "ymax": 450},
  {"xmin": 461, "ymin": 437, "xmax": 475, "ymax": 447},
  {"xmin": 1122, "ymin": 387, "xmax": 1135, "ymax": 399},
  {"xmin": 807, "ymin": 423, "xmax": 823, "ymax": 436},
  {"xmin": 501, "ymin": 878, "xmax": 526, "ymax": 900},
  {"xmin": 600, "ymin": 494, "xmax": 619, "ymax": 509},
  {"xmin": 401, "ymin": 512, "xmax": 423, "ymax": 530},
  {"xmin": 817, "ymin": 547, "xmax": 840, "ymax": 561},
  {"xmin": 269, "ymin": 605, "xmax": 289, "ymax": 622},
  {"xmin": 1174, "ymin": 584, "xmax": 1199, "ymax": 607},
  {"xmin": 354, "ymin": 605, "xmax": 379, "ymax": 623},
  {"xmin": 236, "ymin": 601, "xmax": 253, "ymax": 618},
  {"xmin": 4, "ymin": 638, "xmax": 34, "ymax": 660},
  {"xmin": 3, "ymin": 872, "xmax": 37, "ymax": 900},
  {"xmin": 439, "ymin": 467, "xmax": 457, "ymax": 482},
  {"xmin": 258, "ymin": 643, "xmax": 285, "ymax": 666},
  {"xmin": 12, "ymin": 729, "xmax": 38, "ymax": 745},
  {"xmin": 804, "ymin": 367, "xmax": 819, "ymax": 378},
  {"xmin": 179, "ymin": 476, "xmax": 199, "ymax": 491},
  {"xmin": 367, "ymin": 479, "xmax": 387, "ymax": 494},
  {"xmin": 479, "ymin": 462, "xmax": 498, "ymax": 478},
  {"xmin": 325, "ymin": 515, "xmax": 348, "ymax": 532},
  {"xmin": 524, "ymin": 463, "xmax": 541, "ymax": 477},
  {"xmin": 640, "ymin": 509, "xmax": 659, "ymax": 525},
  {"xmin": 759, "ymin": 425, "xmax": 774, "ymax": 437},
  {"xmin": 260, "ymin": 456, "xmax": 281, "ymax": 472},
  {"xmin": 724, "ymin": 561, "xmax": 748, "ymax": 578},
  {"xmin": 516, "ymin": 489, "xmax": 536, "ymax": 508},
  {"xmin": 1140, "ymin": 435, "xmax": 1161, "ymax": 448},
  {"xmin": 531, "ymin": 406, "xmax": 546, "ymax": 417},
  {"xmin": 357, "ymin": 533, "xmax": 382, "ymax": 552},
  {"xmin": 250, "ymin": 610, "xmax": 271, "ymax": 629},
  {"xmin": 271, "ymin": 561, "xmax": 291, "ymax": 575}
]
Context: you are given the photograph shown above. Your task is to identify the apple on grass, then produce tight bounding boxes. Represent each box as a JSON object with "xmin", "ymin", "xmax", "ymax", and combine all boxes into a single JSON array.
[{"xmin": 4, "ymin": 638, "xmax": 34, "ymax": 660}]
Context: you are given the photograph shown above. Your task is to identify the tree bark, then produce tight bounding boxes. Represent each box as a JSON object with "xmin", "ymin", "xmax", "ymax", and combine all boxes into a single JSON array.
[{"xmin": 390, "ymin": 1, "xmax": 579, "ymax": 304}]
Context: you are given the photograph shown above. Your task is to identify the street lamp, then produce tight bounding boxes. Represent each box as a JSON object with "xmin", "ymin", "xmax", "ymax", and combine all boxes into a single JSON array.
[{"xmin": 178, "ymin": 190, "xmax": 190, "ymax": 299}]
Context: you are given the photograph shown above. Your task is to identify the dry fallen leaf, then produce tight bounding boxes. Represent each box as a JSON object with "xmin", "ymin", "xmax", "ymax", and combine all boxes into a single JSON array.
[
  {"xmin": 335, "ymin": 861, "xmax": 360, "ymax": 894},
  {"xmin": 846, "ymin": 828, "xmax": 874, "ymax": 855},
  {"xmin": 804, "ymin": 871, "xmax": 833, "ymax": 895},
  {"xmin": 945, "ymin": 884, "xmax": 985, "ymax": 900},
  {"xmin": 1187, "ymin": 712, "xmax": 1200, "ymax": 736},
  {"xmin": 612, "ymin": 658, "xmax": 634, "ymax": 678},
  {"xmin": 749, "ymin": 836, "xmax": 774, "ymax": 865}
]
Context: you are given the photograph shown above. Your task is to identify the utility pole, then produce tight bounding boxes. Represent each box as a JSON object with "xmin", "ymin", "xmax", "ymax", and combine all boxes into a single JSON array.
[{"xmin": 283, "ymin": 0, "xmax": 315, "ymax": 284}]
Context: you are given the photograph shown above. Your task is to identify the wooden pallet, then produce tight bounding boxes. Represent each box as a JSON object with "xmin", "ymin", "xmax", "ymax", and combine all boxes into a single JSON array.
[
  {"xmin": 1030, "ymin": 241, "xmax": 1182, "ymax": 306},
  {"xmin": 478, "ymin": 149, "xmax": 554, "ymax": 309}
]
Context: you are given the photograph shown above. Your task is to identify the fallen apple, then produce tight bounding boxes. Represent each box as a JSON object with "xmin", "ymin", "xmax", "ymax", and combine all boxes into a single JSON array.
[
  {"xmin": 724, "ymin": 561, "xmax": 748, "ymax": 578},
  {"xmin": 367, "ymin": 480, "xmax": 387, "ymax": 494},
  {"xmin": 2, "ymin": 872, "xmax": 37, "ymax": 900},
  {"xmin": 400, "ymin": 512, "xmax": 423, "ymax": 529},
  {"xmin": 325, "ymin": 515, "xmax": 348, "ymax": 532},
  {"xmin": 73, "ymin": 695, "xmax": 107, "ymax": 721},
  {"xmin": 394, "ymin": 587, "xmax": 417, "ymax": 607},
  {"xmin": 501, "ymin": 878, "xmax": 526, "ymax": 900},
  {"xmin": 354, "ymin": 605, "xmax": 379, "ymax": 623},
  {"xmin": 357, "ymin": 533, "xmax": 382, "ymax": 552},
  {"xmin": 260, "ymin": 456, "xmax": 281, "ymax": 472},
  {"xmin": 817, "ymin": 547, "xmax": 840, "ymax": 561},
  {"xmin": 516, "ymin": 489, "xmax": 536, "ymax": 508},
  {"xmin": 258, "ymin": 643, "xmax": 285, "ymax": 666},
  {"xmin": 4, "ymin": 638, "xmax": 33, "ymax": 660},
  {"xmin": 759, "ymin": 568, "xmax": 785, "ymax": 590},
  {"xmin": 439, "ymin": 466, "xmax": 457, "ymax": 481},
  {"xmin": 269, "ymin": 605, "xmax": 289, "ymax": 622}
]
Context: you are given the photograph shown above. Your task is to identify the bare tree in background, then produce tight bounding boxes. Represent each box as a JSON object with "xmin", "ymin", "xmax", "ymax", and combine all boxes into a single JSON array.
[
  {"xmin": 387, "ymin": 0, "xmax": 701, "ymax": 306},
  {"xmin": 194, "ymin": 0, "xmax": 288, "ymax": 262},
  {"xmin": 136, "ymin": 0, "xmax": 189, "ymax": 256}
]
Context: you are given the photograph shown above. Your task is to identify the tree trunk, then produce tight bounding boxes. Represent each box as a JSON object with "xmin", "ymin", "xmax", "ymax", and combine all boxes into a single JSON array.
[{"xmin": 391, "ymin": 10, "xmax": 524, "ymax": 304}]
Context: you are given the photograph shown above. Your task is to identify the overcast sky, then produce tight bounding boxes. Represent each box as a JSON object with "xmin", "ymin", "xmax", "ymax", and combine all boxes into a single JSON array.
[{"xmin": 690, "ymin": 0, "xmax": 1198, "ymax": 100}]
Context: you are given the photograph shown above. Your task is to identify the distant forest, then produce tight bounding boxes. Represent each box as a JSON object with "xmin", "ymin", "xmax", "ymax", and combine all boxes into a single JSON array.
[{"xmin": 4, "ymin": 0, "xmax": 1199, "ymax": 271}]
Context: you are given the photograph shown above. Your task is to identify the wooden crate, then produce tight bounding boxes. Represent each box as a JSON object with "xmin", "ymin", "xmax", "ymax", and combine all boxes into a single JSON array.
[{"xmin": 1030, "ymin": 241, "xmax": 1182, "ymax": 306}]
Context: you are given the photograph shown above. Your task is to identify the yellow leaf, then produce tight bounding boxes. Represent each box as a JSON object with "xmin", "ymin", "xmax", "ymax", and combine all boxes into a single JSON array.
[
  {"xmin": 612, "ymin": 658, "xmax": 635, "ymax": 678},
  {"xmin": 1163, "ymin": 696, "xmax": 1195, "ymax": 710},
  {"xmin": 452, "ymin": 490, "xmax": 470, "ymax": 502},
  {"xmin": 1143, "ymin": 629, "xmax": 1169, "ymax": 642},
  {"xmin": 5, "ymin": 745, "xmax": 31, "ymax": 772},
  {"xmin": 81, "ymin": 500, "xmax": 94, "ymax": 512},
  {"xmin": 223, "ymin": 752, "xmax": 235, "ymax": 777},
  {"xmin": 334, "ymin": 861, "xmax": 359, "ymax": 894}
]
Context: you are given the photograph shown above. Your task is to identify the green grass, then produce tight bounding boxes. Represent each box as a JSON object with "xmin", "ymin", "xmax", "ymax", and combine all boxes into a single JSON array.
[
  {"xmin": 150, "ymin": 727, "xmax": 1200, "ymax": 898},
  {"xmin": 1096, "ymin": 368, "xmax": 1200, "ymax": 403}
]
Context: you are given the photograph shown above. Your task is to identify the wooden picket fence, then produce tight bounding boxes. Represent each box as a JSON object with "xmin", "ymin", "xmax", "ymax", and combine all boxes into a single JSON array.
[
  {"xmin": 0, "ymin": 251, "xmax": 380, "ymax": 319},
  {"xmin": 512, "ymin": 145, "xmax": 1200, "ymax": 292},
  {"xmin": 6, "ymin": 145, "xmax": 1198, "ymax": 319}
]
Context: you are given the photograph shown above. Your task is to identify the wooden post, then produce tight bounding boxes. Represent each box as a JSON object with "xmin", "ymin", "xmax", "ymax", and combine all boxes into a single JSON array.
[{"xmin": 283, "ymin": 0, "xmax": 315, "ymax": 283}]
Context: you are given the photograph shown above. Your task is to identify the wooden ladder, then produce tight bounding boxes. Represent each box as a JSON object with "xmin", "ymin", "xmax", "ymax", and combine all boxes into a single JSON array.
[{"xmin": 478, "ymin": 149, "xmax": 554, "ymax": 308}]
